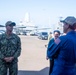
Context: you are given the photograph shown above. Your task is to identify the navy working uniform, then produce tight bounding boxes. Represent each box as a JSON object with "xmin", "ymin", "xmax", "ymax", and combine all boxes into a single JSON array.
[
  {"xmin": 47, "ymin": 31, "xmax": 76, "ymax": 75},
  {"xmin": 0, "ymin": 33, "xmax": 21, "ymax": 75}
]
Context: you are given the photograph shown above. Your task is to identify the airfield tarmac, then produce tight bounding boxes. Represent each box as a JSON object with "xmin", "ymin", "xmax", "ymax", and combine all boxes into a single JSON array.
[{"xmin": 18, "ymin": 35, "xmax": 49, "ymax": 75}]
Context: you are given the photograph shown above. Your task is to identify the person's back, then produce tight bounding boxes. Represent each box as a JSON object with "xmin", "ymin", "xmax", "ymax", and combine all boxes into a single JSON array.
[
  {"xmin": 47, "ymin": 16, "xmax": 76, "ymax": 75},
  {"xmin": 51, "ymin": 31, "xmax": 76, "ymax": 75}
]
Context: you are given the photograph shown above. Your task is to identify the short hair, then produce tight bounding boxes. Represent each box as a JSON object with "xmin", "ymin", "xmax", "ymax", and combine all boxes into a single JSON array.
[
  {"xmin": 53, "ymin": 30, "xmax": 60, "ymax": 35},
  {"xmin": 69, "ymin": 23, "xmax": 76, "ymax": 30}
]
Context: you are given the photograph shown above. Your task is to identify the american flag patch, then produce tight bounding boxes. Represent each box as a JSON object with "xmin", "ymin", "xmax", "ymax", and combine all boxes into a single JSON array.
[{"xmin": 54, "ymin": 38, "xmax": 61, "ymax": 45}]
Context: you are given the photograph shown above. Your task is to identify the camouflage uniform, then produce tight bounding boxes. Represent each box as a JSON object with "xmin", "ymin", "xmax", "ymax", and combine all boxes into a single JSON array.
[{"xmin": 0, "ymin": 33, "xmax": 21, "ymax": 75}]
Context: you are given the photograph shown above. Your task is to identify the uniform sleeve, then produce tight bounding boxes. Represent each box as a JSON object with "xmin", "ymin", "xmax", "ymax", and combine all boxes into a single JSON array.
[
  {"xmin": 0, "ymin": 51, "xmax": 5, "ymax": 59},
  {"xmin": 0, "ymin": 34, "xmax": 5, "ymax": 59},
  {"xmin": 13, "ymin": 37, "xmax": 21, "ymax": 58},
  {"xmin": 47, "ymin": 38, "xmax": 61, "ymax": 59}
]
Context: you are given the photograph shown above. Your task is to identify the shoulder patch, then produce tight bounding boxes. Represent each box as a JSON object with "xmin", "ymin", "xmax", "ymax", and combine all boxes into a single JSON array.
[{"xmin": 54, "ymin": 38, "xmax": 61, "ymax": 45}]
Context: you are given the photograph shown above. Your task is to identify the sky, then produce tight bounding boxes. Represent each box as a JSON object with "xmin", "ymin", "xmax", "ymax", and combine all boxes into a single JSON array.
[{"xmin": 0, "ymin": 0, "xmax": 76, "ymax": 27}]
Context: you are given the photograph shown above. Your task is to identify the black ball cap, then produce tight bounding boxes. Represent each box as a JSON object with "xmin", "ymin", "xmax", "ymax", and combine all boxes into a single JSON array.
[{"xmin": 5, "ymin": 21, "xmax": 16, "ymax": 26}]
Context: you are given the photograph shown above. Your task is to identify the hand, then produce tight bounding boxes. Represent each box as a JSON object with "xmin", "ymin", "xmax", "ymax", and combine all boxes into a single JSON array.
[
  {"xmin": 46, "ymin": 57, "xmax": 49, "ymax": 60},
  {"xmin": 45, "ymin": 45, "xmax": 47, "ymax": 47},
  {"xmin": 9, "ymin": 57, "xmax": 14, "ymax": 62},
  {"xmin": 4, "ymin": 57, "xmax": 14, "ymax": 62}
]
